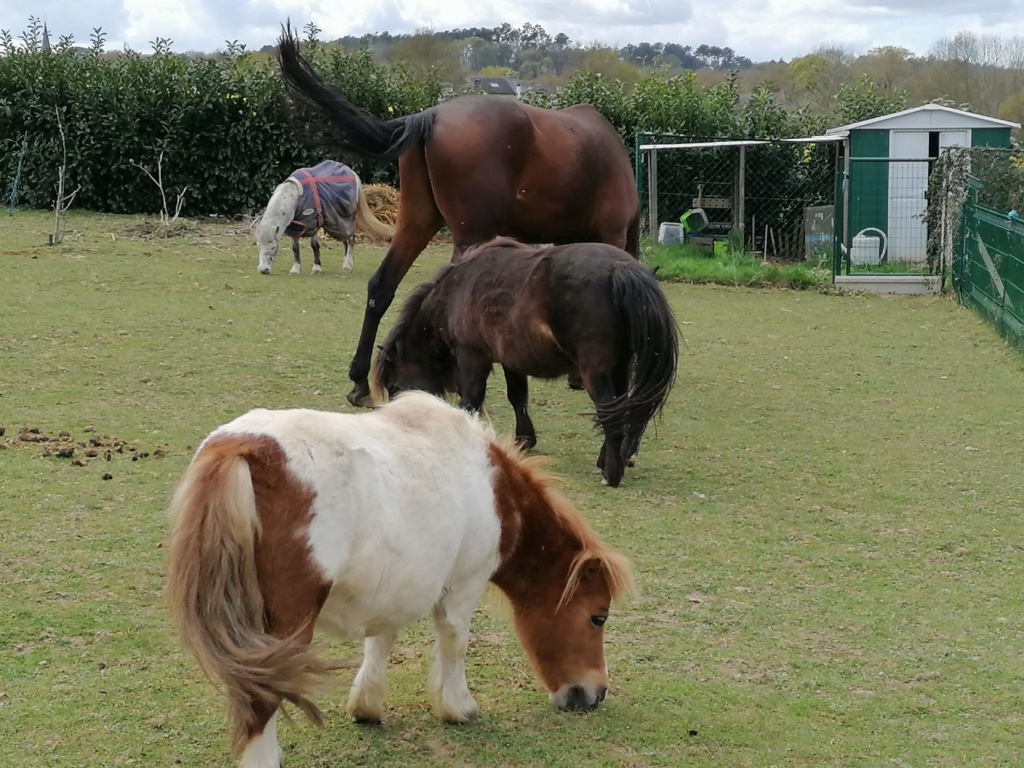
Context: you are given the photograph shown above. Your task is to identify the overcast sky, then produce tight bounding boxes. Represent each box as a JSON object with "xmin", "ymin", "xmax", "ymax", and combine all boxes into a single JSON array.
[{"xmin": 4, "ymin": 0, "xmax": 1024, "ymax": 62}]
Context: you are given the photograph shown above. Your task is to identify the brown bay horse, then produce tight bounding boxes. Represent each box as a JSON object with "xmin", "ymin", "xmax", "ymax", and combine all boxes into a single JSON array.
[
  {"xmin": 372, "ymin": 238, "xmax": 679, "ymax": 487},
  {"xmin": 276, "ymin": 28, "xmax": 640, "ymax": 407}
]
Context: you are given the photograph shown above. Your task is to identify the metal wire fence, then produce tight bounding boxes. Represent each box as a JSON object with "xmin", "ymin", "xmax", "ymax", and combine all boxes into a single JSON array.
[
  {"xmin": 840, "ymin": 157, "xmax": 935, "ymax": 274},
  {"xmin": 929, "ymin": 146, "xmax": 1024, "ymax": 351},
  {"xmin": 635, "ymin": 133, "xmax": 841, "ymax": 263}
]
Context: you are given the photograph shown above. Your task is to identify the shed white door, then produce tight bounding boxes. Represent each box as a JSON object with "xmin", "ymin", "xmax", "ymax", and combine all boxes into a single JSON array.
[
  {"xmin": 939, "ymin": 130, "xmax": 968, "ymax": 150},
  {"xmin": 887, "ymin": 130, "xmax": 930, "ymax": 263}
]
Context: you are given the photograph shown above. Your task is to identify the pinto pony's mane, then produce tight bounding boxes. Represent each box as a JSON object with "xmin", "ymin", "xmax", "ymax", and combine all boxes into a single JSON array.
[{"xmin": 488, "ymin": 435, "xmax": 634, "ymax": 608}]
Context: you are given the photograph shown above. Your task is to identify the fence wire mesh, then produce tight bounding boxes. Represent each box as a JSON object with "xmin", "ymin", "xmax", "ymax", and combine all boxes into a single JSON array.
[
  {"xmin": 930, "ymin": 146, "xmax": 1024, "ymax": 352},
  {"xmin": 635, "ymin": 133, "xmax": 840, "ymax": 263},
  {"xmin": 842, "ymin": 158, "xmax": 935, "ymax": 274}
]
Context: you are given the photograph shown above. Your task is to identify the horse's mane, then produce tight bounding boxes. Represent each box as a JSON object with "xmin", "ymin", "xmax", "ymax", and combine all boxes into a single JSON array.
[
  {"xmin": 370, "ymin": 265, "xmax": 456, "ymax": 398},
  {"xmin": 489, "ymin": 435, "xmax": 634, "ymax": 608}
]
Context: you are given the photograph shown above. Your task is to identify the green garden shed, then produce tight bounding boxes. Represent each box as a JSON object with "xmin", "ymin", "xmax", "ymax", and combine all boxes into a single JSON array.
[{"xmin": 826, "ymin": 104, "xmax": 1019, "ymax": 290}]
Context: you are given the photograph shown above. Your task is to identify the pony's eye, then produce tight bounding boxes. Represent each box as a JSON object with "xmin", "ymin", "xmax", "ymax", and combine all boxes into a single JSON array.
[{"xmin": 590, "ymin": 614, "xmax": 608, "ymax": 628}]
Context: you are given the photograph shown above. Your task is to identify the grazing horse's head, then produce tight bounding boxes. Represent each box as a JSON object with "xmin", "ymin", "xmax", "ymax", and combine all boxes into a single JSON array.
[
  {"xmin": 256, "ymin": 178, "xmax": 301, "ymax": 274},
  {"xmin": 374, "ymin": 336, "xmax": 454, "ymax": 401},
  {"xmin": 256, "ymin": 228, "xmax": 281, "ymax": 275},
  {"xmin": 488, "ymin": 443, "xmax": 634, "ymax": 712},
  {"xmin": 371, "ymin": 269, "xmax": 457, "ymax": 401}
]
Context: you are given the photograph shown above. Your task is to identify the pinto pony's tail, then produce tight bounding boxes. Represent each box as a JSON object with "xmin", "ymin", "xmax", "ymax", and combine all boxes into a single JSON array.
[
  {"xmin": 277, "ymin": 24, "xmax": 433, "ymax": 162},
  {"xmin": 166, "ymin": 443, "xmax": 333, "ymax": 757},
  {"xmin": 600, "ymin": 264, "xmax": 679, "ymax": 459}
]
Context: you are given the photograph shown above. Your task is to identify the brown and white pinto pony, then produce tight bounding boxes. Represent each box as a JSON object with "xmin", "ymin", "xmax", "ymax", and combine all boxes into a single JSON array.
[{"xmin": 166, "ymin": 391, "xmax": 632, "ymax": 768}]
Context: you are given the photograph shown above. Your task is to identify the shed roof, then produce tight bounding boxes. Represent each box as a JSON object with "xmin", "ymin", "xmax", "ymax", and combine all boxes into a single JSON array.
[
  {"xmin": 827, "ymin": 103, "xmax": 1020, "ymax": 134},
  {"xmin": 638, "ymin": 135, "xmax": 845, "ymax": 151}
]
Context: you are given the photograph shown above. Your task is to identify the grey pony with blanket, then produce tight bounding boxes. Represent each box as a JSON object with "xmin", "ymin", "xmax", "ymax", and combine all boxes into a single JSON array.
[{"xmin": 256, "ymin": 160, "xmax": 394, "ymax": 275}]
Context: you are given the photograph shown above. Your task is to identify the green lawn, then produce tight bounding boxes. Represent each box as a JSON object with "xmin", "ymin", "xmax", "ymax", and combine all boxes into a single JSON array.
[{"xmin": 3, "ymin": 209, "xmax": 1023, "ymax": 767}]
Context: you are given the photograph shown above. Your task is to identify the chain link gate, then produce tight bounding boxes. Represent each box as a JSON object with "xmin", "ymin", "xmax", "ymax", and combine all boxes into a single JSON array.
[{"xmin": 635, "ymin": 133, "xmax": 842, "ymax": 263}]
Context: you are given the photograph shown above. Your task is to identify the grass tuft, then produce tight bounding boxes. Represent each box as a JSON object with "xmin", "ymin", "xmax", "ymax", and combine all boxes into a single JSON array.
[{"xmin": 3, "ymin": 209, "xmax": 1024, "ymax": 767}]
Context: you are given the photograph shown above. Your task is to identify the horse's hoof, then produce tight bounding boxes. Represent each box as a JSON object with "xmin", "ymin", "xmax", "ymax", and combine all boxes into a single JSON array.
[
  {"xmin": 312, "ymin": 266, "xmax": 322, "ymax": 275},
  {"xmin": 515, "ymin": 435, "xmax": 538, "ymax": 450},
  {"xmin": 346, "ymin": 388, "xmax": 375, "ymax": 409},
  {"xmin": 353, "ymin": 715, "xmax": 382, "ymax": 726},
  {"xmin": 602, "ymin": 468, "xmax": 624, "ymax": 487},
  {"xmin": 567, "ymin": 374, "xmax": 584, "ymax": 391}
]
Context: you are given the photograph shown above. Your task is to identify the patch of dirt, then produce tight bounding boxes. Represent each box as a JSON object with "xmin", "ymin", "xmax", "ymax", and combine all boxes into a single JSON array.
[
  {"xmin": 120, "ymin": 218, "xmax": 205, "ymax": 239},
  {"xmin": 1, "ymin": 424, "xmax": 168, "ymax": 473}
]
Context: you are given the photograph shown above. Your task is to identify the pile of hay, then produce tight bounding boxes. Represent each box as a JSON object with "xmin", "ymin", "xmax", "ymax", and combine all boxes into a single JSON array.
[
  {"xmin": 361, "ymin": 184, "xmax": 400, "ymax": 243},
  {"xmin": 358, "ymin": 182, "xmax": 452, "ymax": 246}
]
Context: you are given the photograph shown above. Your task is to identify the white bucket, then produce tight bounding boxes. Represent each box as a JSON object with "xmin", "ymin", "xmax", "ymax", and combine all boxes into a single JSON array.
[
  {"xmin": 850, "ymin": 234, "xmax": 881, "ymax": 266},
  {"xmin": 658, "ymin": 222, "xmax": 685, "ymax": 245}
]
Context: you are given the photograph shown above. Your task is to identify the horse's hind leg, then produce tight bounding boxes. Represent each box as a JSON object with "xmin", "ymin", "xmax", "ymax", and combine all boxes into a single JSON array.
[
  {"xmin": 585, "ymin": 371, "xmax": 626, "ymax": 487},
  {"xmin": 342, "ymin": 235, "xmax": 354, "ymax": 272},
  {"xmin": 347, "ymin": 633, "xmax": 397, "ymax": 724},
  {"xmin": 311, "ymin": 233, "xmax": 323, "ymax": 275},
  {"xmin": 290, "ymin": 237, "xmax": 301, "ymax": 275},
  {"xmin": 238, "ymin": 703, "xmax": 283, "ymax": 768},
  {"xmin": 430, "ymin": 583, "xmax": 487, "ymax": 723},
  {"xmin": 503, "ymin": 367, "xmax": 537, "ymax": 449}
]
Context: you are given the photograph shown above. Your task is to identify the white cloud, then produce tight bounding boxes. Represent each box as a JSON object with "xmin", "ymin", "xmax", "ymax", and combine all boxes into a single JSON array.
[{"xmin": 2, "ymin": 0, "xmax": 1020, "ymax": 59}]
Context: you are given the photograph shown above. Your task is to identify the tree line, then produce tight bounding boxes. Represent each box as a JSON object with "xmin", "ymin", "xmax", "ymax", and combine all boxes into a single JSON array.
[{"xmin": 2, "ymin": 17, "xmax": 1022, "ymax": 220}]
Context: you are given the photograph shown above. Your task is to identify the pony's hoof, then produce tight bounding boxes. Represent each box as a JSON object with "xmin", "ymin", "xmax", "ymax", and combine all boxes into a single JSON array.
[
  {"xmin": 289, "ymin": 266, "xmax": 300, "ymax": 275},
  {"xmin": 567, "ymin": 374, "xmax": 584, "ymax": 391},
  {"xmin": 346, "ymin": 387, "xmax": 375, "ymax": 409},
  {"xmin": 312, "ymin": 265, "xmax": 323, "ymax": 275},
  {"xmin": 515, "ymin": 435, "xmax": 538, "ymax": 450},
  {"xmin": 601, "ymin": 469, "xmax": 624, "ymax": 488},
  {"xmin": 353, "ymin": 715, "xmax": 382, "ymax": 726}
]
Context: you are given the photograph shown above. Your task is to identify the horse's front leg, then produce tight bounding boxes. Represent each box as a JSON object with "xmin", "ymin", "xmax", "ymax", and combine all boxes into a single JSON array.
[
  {"xmin": 311, "ymin": 233, "xmax": 322, "ymax": 275},
  {"xmin": 456, "ymin": 355, "xmax": 493, "ymax": 414},
  {"xmin": 346, "ymin": 149, "xmax": 444, "ymax": 408},
  {"xmin": 290, "ymin": 236, "xmax": 301, "ymax": 275},
  {"xmin": 502, "ymin": 366, "xmax": 537, "ymax": 449},
  {"xmin": 347, "ymin": 633, "xmax": 397, "ymax": 724},
  {"xmin": 342, "ymin": 235, "xmax": 354, "ymax": 272},
  {"xmin": 430, "ymin": 582, "xmax": 488, "ymax": 724}
]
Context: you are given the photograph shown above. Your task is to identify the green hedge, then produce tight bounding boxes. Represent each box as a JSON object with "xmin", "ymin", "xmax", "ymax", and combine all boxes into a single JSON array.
[
  {"xmin": 0, "ymin": 41, "xmax": 443, "ymax": 216},
  {"xmin": 1, "ymin": 31, "xmax": 900, "ymax": 218}
]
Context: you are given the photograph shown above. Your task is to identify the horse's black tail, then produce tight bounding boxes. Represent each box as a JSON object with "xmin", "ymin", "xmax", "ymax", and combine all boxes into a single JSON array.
[
  {"xmin": 276, "ymin": 25, "xmax": 433, "ymax": 161},
  {"xmin": 598, "ymin": 264, "xmax": 679, "ymax": 459}
]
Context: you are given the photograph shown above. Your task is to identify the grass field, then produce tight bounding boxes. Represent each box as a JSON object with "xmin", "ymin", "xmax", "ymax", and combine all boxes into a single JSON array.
[{"xmin": 3, "ymin": 209, "xmax": 1024, "ymax": 767}]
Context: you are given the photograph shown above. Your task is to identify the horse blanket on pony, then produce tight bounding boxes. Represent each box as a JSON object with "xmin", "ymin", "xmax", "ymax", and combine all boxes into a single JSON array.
[{"xmin": 284, "ymin": 160, "xmax": 359, "ymax": 239}]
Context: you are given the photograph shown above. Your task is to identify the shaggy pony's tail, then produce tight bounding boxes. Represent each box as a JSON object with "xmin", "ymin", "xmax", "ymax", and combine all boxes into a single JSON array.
[
  {"xmin": 166, "ymin": 445, "xmax": 334, "ymax": 757},
  {"xmin": 598, "ymin": 264, "xmax": 679, "ymax": 459}
]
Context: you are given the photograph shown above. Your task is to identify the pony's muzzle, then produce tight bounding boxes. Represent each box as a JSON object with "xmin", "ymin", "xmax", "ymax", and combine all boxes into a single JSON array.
[
  {"xmin": 551, "ymin": 683, "xmax": 608, "ymax": 713},
  {"xmin": 258, "ymin": 267, "xmax": 271, "ymax": 275}
]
